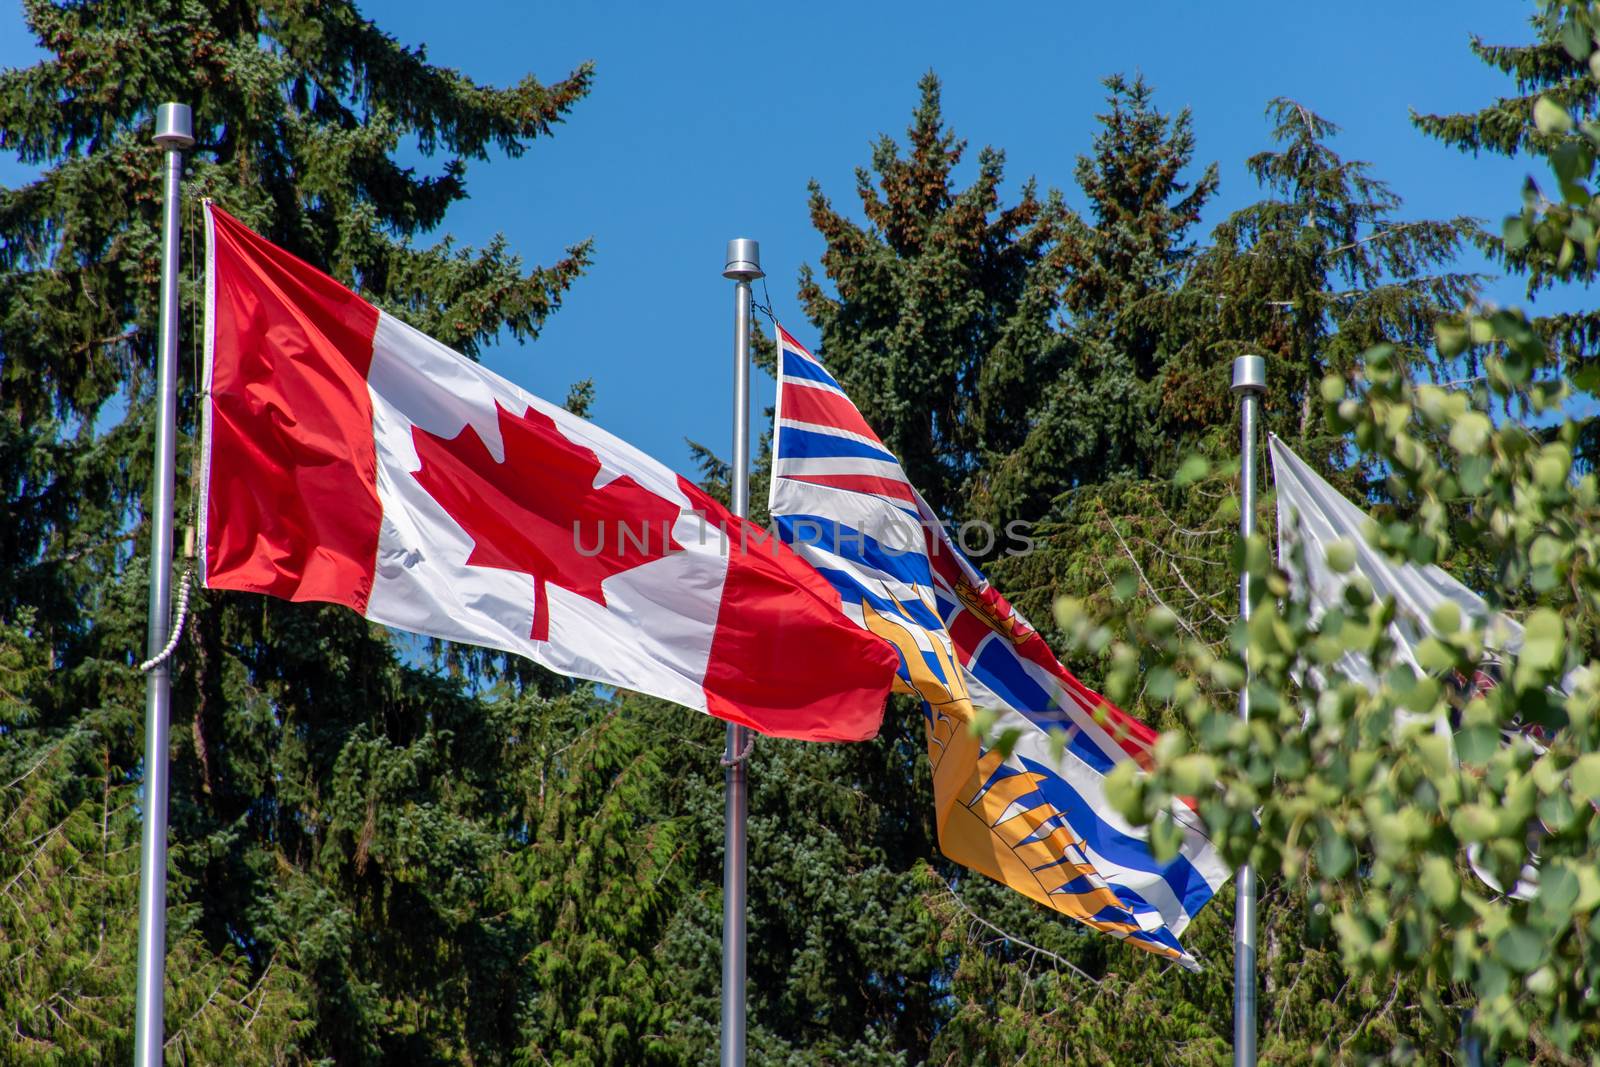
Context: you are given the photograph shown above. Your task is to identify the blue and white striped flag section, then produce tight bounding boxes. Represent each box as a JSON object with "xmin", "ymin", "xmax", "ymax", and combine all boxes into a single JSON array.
[{"xmin": 768, "ymin": 324, "xmax": 1231, "ymax": 968}]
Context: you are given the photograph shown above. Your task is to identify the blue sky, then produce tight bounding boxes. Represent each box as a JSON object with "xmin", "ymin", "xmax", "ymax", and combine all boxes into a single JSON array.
[{"xmin": 0, "ymin": 1, "xmax": 1571, "ymax": 474}]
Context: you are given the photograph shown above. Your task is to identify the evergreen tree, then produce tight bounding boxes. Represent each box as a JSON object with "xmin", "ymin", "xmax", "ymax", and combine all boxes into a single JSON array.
[
  {"xmin": 1416, "ymin": 2, "xmax": 1600, "ymax": 464},
  {"xmin": 1107, "ymin": 2, "xmax": 1600, "ymax": 1056},
  {"xmin": 0, "ymin": 1, "xmax": 593, "ymax": 1060},
  {"xmin": 798, "ymin": 72, "xmax": 1068, "ymax": 523},
  {"xmin": 1000, "ymin": 96, "xmax": 1476, "ymax": 661},
  {"xmin": 978, "ymin": 74, "xmax": 1217, "ymax": 522},
  {"xmin": 498, "ymin": 659, "xmax": 948, "ymax": 1064},
  {"xmin": 1415, "ymin": 3, "xmax": 1600, "ymax": 308},
  {"xmin": 791, "ymin": 75, "xmax": 1481, "ymax": 1063},
  {"xmin": 1163, "ymin": 100, "xmax": 1477, "ymax": 463},
  {"xmin": 0, "ymin": 609, "xmax": 314, "ymax": 1064}
]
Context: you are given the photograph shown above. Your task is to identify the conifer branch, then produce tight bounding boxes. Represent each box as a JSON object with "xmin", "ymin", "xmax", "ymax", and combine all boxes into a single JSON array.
[
  {"xmin": 1100, "ymin": 502, "xmax": 1205, "ymax": 641},
  {"xmin": 939, "ymin": 883, "xmax": 1099, "ymax": 986}
]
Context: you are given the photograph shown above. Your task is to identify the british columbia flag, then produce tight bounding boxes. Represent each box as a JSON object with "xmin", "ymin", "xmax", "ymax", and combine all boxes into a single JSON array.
[{"xmin": 768, "ymin": 324, "xmax": 1230, "ymax": 968}]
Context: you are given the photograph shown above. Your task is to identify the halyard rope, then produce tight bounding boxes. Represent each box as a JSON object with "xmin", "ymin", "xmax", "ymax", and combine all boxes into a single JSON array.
[
  {"xmin": 139, "ymin": 186, "xmax": 205, "ymax": 677},
  {"xmin": 138, "ymin": 568, "xmax": 193, "ymax": 673},
  {"xmin": 720, "ymin": 728, "xmax": 755, "ymax": 766}
]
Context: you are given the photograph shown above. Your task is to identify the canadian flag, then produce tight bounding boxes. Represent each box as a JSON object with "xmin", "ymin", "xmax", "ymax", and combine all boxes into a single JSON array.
[{"xmin": 198, "ymin": 204, "xmax": 898, "ymax": 741}]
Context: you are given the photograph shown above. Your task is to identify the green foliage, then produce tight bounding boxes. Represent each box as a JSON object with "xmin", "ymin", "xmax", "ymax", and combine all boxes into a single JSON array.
[
  {"xmin": 1, "ymin": 0, "xmax": 594, "ymax": 1061},
  {"xmin": 792, "ymin": 70, "xmax": 1484, "ymax": 1064},
  {"xmin": 1082, "ymin": 3, "xmax": 1600, "ymax": 1060},
  {"xmin": 0, "ymin": 613, "xmax": 312, "ymax": 1062},
  {"xmin": 1172, "ymin": 99, "xmax": 1477, "ymax": 461},
  {"xmin": 11, "ymin": 0, "xmax": 1597, "ymax": 1061},
  {"xmin": 798, "ymin": 72, "xmax": 1069, "ymax": 522},
  {"xmin": 503, "ymin": 695, "xmax": 706, "ymax": 1066},
  {"xmin": 979, "ymin": 74, "xmax": 1218, "ymax": 520},
  {"xmin": 1417, "ymin": 1, "xmax": 1600, "ymax": 305}
]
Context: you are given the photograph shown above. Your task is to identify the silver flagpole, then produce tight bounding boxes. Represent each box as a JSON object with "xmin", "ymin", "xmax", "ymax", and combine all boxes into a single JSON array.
[
  {"xmin": 134, "ymin": 102, "xmax": 194, "ymax": 1067},
  {"xmin": 720, "ymin": 238, "xmax": 762, "ymax": 1067},
  {"xmin": 1231, "ymin": 354, "xmax": 1266, "ymax": 1067}
]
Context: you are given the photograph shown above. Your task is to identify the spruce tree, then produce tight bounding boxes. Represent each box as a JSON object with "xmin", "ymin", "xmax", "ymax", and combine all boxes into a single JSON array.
[
  {"xmin": 791, "ymin": 75, "xmax": 1482, "ymax": 1063},
  {"xmin": 1416, "ymin": 2, "xmax": 1600, "ymax": 460},
  {"xmin": 996, "ymin": 95, "xmax": 1480, "ymax": 670},
  {"xmin": 0, "ymin": 1, "xmax": 593, "ymax": 1060},
  {"xmin": 1172, "ymin": 100, "xmax": 1475, "ymax": 459},
  {"xmin": 1415, "ymin": 4, "xmax": 1600, "ymax": 306},
  {"xmin": 798, "ymin": 72, "xmax": 1068, "ymax": 523},
  {"xmin": 977, "ymin": 74, "xmax": 1218, "ymax": 523}
]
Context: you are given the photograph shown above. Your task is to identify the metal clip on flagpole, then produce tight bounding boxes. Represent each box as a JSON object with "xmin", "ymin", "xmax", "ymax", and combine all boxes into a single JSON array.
[
  {"xmin": 721, "ymin": 238, "xmax": 762, "ymax": 1067},
  {"xmin": 134, "ymin": 102, "xmax": 193, "ymax": 1067},
  {"xmin": 1231, "ymin": 354, "xmax": 1266, "ymax": 1067}
]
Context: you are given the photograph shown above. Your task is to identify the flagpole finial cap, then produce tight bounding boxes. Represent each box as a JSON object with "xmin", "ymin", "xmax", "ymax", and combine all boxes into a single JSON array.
[
  {"xmin": 1231, "ymin": 355, "xmax": 1266, "ymax": 395},
  {"xmin": 723, "ymin": 238, "xmax": 763, "ymax": 281},
  {"xmin": 153, "ymin": 103, "xmax": 194, "ymax": 149}
]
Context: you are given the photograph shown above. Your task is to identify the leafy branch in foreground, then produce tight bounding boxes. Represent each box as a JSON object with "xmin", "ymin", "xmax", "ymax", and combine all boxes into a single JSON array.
[{"xmin": 1069, "ymin": 4, "xmax": 1600, "ymax": 1058}]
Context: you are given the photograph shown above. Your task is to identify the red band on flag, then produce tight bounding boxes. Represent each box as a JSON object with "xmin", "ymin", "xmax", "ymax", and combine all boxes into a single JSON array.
[
  {"xmin": 776, "ymin": 324, "xmax": 808, "ymax": 353},
  {"xmin": 781, "ymin": 472, "xmax": 918, "ymax": 505},
  {"xmin": 947, "ymin": 609, "xmax": 994, "ymax": 661},
  {"xmin": 204, "ymin": 206, "xmax": 383, "ymax": 610},
  {"xmin": 684, "ymin": 478, "xmax": 898, "ymax": 742},
  {"xmin": 780, "ymin": 382, "xmax": 887, "ymax": 446}
]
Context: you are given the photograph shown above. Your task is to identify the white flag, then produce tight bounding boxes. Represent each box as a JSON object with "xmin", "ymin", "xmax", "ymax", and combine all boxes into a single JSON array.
[
  {"xmin": 1269, "ymin": 433, "xmax": 1524, "ymax": 695},
  {"xmin": 1269, "ymin": 434, "xmax": 1542, "ymax": 897}
]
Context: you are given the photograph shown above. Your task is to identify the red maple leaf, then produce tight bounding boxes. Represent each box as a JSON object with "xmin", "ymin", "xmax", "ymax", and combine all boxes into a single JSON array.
[{"xmin": 411, "ymin": 401, "xmax": 684, "ymax": 641}]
